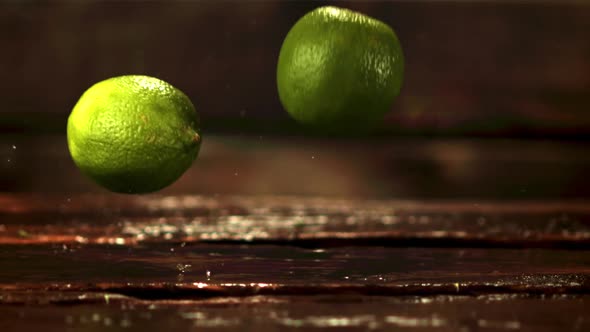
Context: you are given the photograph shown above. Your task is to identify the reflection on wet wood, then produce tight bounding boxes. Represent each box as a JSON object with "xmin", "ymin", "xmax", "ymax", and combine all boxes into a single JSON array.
[
  {"xmin": 1, "ymin": 194, "xmax": 589, "ymax": 248},
  {"xmin": 2, "ymin": 194, "xmax": 590, "ymax": 331},
  {"xmin": 0, "ymin": 244, "xmax": 588, "ymax": 297},
  {"xmin": 1, "ymin": 295, "xmax": 589, "ymax": 331}
]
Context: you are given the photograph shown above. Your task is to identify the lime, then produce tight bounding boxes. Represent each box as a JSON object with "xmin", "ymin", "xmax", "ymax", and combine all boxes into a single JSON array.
[
  {"xmin": 277, "ymin": 6, "xmax": 404, "ymax": 133},
  {"xmin": 67, "ymin": 75, "xmax": 201, "ymax": 194}
]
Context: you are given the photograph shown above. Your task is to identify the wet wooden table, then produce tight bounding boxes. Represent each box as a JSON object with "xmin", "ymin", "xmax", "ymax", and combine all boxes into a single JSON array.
[
  {"xmin": 1, "ymin": 136, "xmax": 590, "ymax": 331},
  {"xmin": 1, "ymin": 194, "xmax": 590, "ymax": 331}
]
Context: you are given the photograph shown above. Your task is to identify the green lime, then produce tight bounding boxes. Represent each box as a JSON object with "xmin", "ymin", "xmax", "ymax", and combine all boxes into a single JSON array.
[
  {"xmin": 67, "ymin": 75, "xmax": 201, "ymax": 194},
  {"xmin": 277, "ymin": 6, "xmax": 404, "ymax": 133}
]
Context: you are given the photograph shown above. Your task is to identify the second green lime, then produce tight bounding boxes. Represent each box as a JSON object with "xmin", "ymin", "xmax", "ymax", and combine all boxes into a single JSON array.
[
  {"xmin": 277, "ymin": 6, "xmax": 404, "ymax": 133},
  {"xmin": 67, "ymin": 75, "xmax": 201, "ymax": 194}
]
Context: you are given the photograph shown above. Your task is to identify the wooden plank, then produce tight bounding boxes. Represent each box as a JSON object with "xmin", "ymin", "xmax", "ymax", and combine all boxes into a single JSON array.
[
  {"xmin": 0, "ymin": 244, "xmax": 588, "ymax": 297},
  {"xmin": 1, "ymin": 295, "xmax": 589, "ymax": 331},
  {"xmin": 1, "ymin": 195, "xmax": 589, "ymax": 248}
]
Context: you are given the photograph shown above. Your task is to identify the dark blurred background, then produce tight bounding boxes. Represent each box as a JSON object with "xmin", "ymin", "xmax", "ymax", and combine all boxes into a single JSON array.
[
  {"xmin": 1, "ymin": 0, "xmax": 589, "ymax": 198},
  {"xmin": 1, "ymin": 0, "xmax": 589, "ymax": 136}
]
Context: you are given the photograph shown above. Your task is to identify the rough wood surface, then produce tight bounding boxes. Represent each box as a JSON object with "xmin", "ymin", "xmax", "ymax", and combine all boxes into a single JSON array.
[
  {"xmin": 1, "ymin": 295, "xmax": 589, "ymax": 331},
  {"xmin": 1, "ymin": 243, "xmax": 589, "ymax": 297},
  {"xmin": 2, "ymin": 194, "xmax": 590, "ymax": 330},
  {"xmin": 1, "ymin": 194, "xmax": 589, "ymax": 248}
]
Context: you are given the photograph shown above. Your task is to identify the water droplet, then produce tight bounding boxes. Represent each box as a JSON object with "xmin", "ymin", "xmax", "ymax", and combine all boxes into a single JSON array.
[
  {"xmin": 11, "ymin": 145, "xmax": 16, "ymax": 150},
  {"xmin": 177, "ymin": 264, "xmax": 192, "ymax": 273}
]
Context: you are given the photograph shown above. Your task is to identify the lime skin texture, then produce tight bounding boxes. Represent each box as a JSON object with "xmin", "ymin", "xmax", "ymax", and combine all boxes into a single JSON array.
[
  {"xmin": 277, "ymin": 6, "xmax": 405, "ymax": 134},
  {"xmin": 67, "ymin": 75, "xmax": 201, "ymax": 194}
]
